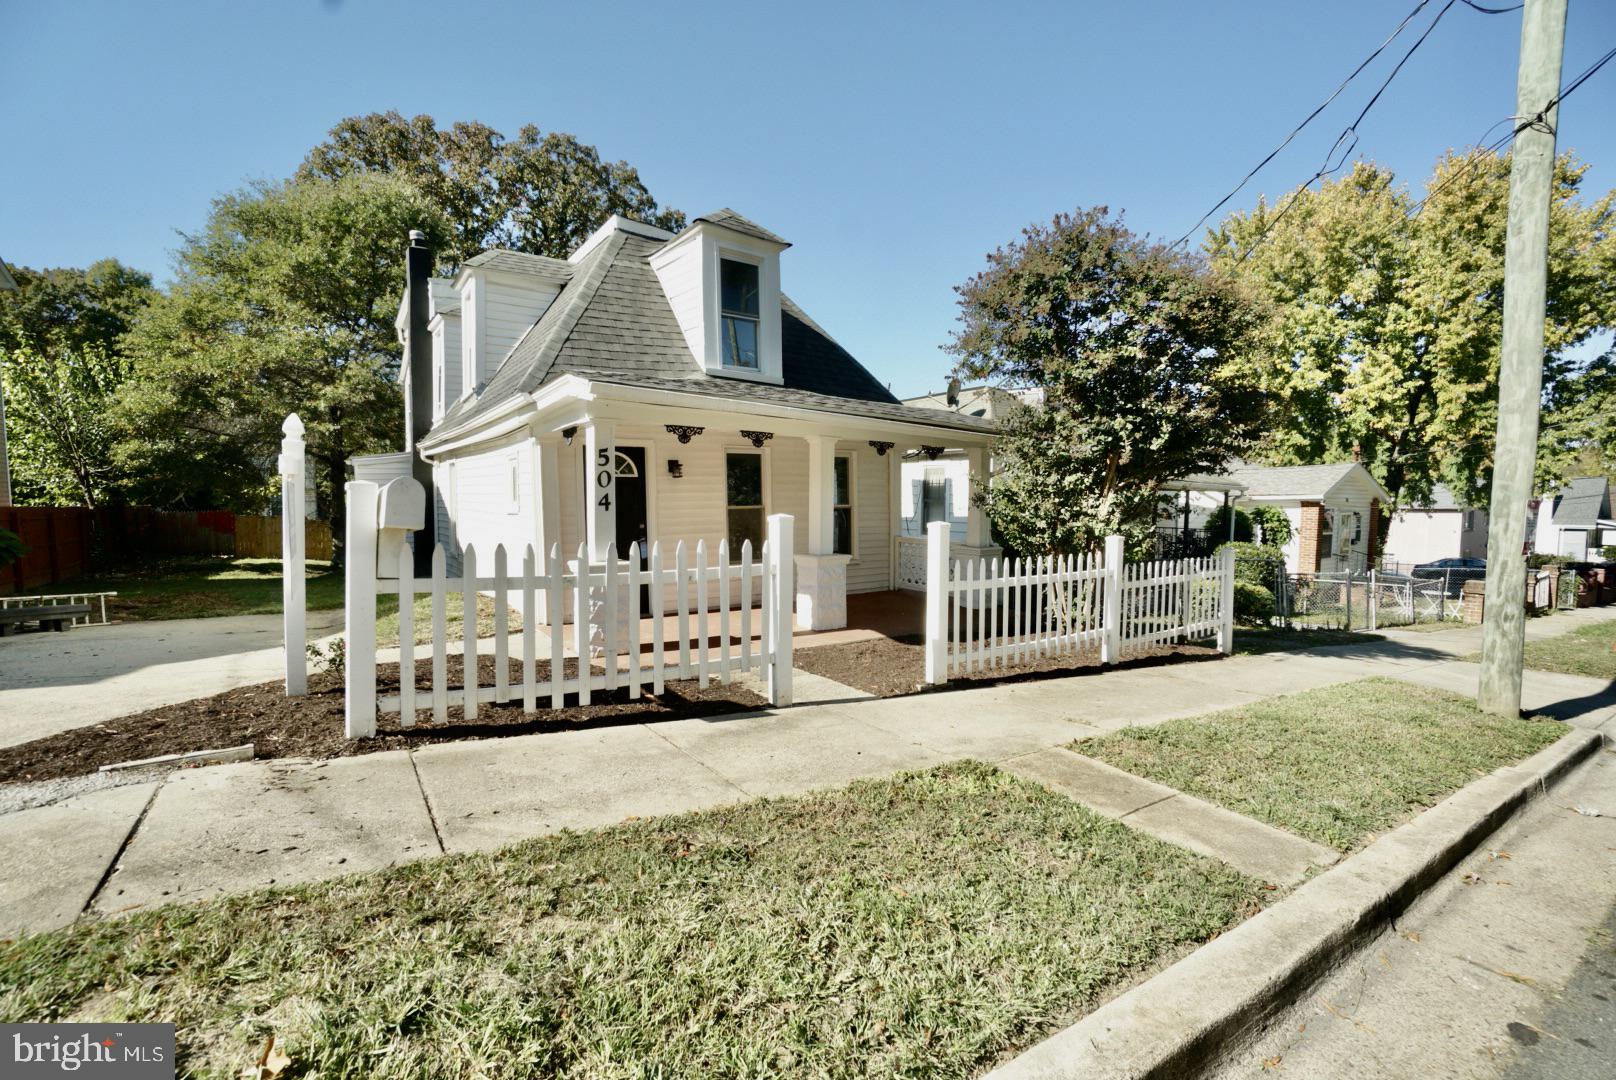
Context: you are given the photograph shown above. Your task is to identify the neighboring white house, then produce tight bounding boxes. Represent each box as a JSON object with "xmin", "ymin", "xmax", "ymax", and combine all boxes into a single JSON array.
[
  {"xmin": 365, "ymin": 210, "xmax": 1000, "ymax": 631},
  {"xmin": 897, "ymin": 385, "xmax": 1027, "ymax": 542},
  {"xmin": 1533, "ymin": 477, "xmax": 1614, "ymax": 560},
  {"xmin": 1226, "ymin": 462, "xmax": 1392, "ymax": 574},
  {"xmin": 1380, "ymin": 484, "xmax": 1489, "ymax": 569}
]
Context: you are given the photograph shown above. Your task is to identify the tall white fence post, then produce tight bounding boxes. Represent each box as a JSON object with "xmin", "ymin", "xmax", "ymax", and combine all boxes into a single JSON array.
[
  {"xmin": 766, "ymin": 513, "xmax": 794, "ymax": 707},
  {"xmin": 1100, "ymin": 534, "xmax": 1125, "ymax": 664},
  {"xmin": 923, "ymin": 520, "xmax": 951, "ymax": 684},
  {"xmin": 1217, "ymin": 544, "xmax": 1236, "ymax": 654},
  {"xmin": 344, "ymin": 480, "xmax": 379, "ymax": 739},
  {"xmin": 279, "ymin": 413, "xmax": 307, "ymax": 696}
]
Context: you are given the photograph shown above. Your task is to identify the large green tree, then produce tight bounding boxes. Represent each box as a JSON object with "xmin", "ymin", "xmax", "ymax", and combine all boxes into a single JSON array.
[
  {"xmin": 1, "ymin": 342, "xmax": 129, "ymax": 507},
  {"xmin": 0, "ymin": 258, "xmax": 156, "ymax": 357},
  {"xmin": 0, "ymin": 259, "xmax": 156, "ymax": 506},
  {"xmin": 298, "ymin": 112, "xmax": 685, "ymax": 266},
  {"xmin": 117, "ymin": 173, "xmax": 449, "ymax": 549},
  {"xmin": 1209, "ymin": 151, "xmax": 1616, "ymax": 508},
  {"xmin": 950, "ymin": 208, "xmax": 1270, "ymax": 556}
]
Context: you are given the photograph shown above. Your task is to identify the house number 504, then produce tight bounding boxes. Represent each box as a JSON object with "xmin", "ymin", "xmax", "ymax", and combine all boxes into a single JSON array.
[{"xmin": 595, "ymin": 448, "xmax": 613, "ymax": 512}]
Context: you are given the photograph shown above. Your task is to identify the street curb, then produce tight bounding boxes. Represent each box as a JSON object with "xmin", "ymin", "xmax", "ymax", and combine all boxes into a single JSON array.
[{"xmin": 984, "ymin": 726, "xmax": 1606, "ymax": 1080}]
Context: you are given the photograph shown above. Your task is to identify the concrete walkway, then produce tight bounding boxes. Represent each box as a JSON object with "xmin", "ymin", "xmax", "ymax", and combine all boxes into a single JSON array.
[
  {"xmin": 3, "ymin": 607, "xmax": 1612, "ymax": 937},
  {"xmin": 0, "ymin": 611, "xmax": 344, "ymax": 748}
]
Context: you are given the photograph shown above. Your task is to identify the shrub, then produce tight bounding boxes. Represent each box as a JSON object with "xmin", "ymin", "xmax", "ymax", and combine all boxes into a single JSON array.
[
  {"xmin": 1248, "ymin": 504, "xmax": 1292, "ymax": 548},
  {"xmin": 1601, "ymin": 546, "xmax": 1616, "ymax": 564},
  {"xmin": 1233, "ymin": 581, "xmax": 1276, "ymax": 626},
  {"xmin": 0, "ymin": 528, "xmax": 25, "ymax": 570},
  {"xmin": 1206, "ymin": 504, "xmax": 1254, "ymax": 543},
  {"xmin": 1218, "ymin": 541, "xmax": 1285, "ymax": 589}
]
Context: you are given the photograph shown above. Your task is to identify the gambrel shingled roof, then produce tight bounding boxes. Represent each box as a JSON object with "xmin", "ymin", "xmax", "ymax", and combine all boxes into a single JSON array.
[{"xmin": 435, "ymin": 224, "xmax": 995, "ymax": 437}]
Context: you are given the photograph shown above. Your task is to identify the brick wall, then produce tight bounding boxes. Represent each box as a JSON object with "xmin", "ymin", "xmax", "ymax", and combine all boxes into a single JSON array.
[
  {"xmin": 1298, "ymin": 502, "xmax": 1324, "ymax": 573},
  {"xmin": 1461, "ymin": 578, "xmax": 1486, "ymax": 624}
]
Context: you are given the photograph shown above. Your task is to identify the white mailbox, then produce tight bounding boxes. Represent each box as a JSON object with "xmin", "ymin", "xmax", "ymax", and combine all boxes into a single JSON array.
[{"xmin": 376, "ymin": 476, "xmax": 426, "ymax": 579}]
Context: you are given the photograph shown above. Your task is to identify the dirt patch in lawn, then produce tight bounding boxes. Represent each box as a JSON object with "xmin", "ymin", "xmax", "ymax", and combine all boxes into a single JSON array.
[
  {"xmin": 0, "ymin": 655, "xmax": 766, "ymax": 786},
  {"xmin": 794, "ymin": 633, "xmax": 1222, "ymax": 698}
]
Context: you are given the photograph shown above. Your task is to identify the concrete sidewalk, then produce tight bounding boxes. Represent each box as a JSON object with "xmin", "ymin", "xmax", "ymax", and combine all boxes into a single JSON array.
[{"xmin": 3, "ymin": 608, "xmax": 1612, "ymax": 937}]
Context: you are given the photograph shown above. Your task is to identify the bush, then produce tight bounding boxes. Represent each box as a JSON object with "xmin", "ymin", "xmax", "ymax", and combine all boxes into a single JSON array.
[
  {"xmin": 1233, "ymin": 581, "xmax": 1276, "ymax": 626},
  {"xmin": 1206, "ymin": 504, "xmax": 1254, "ymax": 543},
  {"xmin": 1601, "ymin": 546, "xmax": 1616, "ymax": 564},
  {"xmin": 1248, "ymin": 505, "xmax": 1292, "ymax": 548},
  {"xmin": 1218, "ymin": 541, "xmax": 1285, "ymax": 589},
  {"xmin": 0, "ymin": 528, "xmax": 25, "ymax": 570}
]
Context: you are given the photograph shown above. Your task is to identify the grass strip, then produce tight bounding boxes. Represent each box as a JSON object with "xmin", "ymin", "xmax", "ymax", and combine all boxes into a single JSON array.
[{"xmin": 1078, "ymin": 678, "xmax": 1564, "ymax": 850}]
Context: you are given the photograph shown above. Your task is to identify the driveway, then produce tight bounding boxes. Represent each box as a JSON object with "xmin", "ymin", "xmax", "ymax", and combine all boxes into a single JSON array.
[{"xmin": 0, "ymin": 611, "xmax": 342, "ymax": 748}]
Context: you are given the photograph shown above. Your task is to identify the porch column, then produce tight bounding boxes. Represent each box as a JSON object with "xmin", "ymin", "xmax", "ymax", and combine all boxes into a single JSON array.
[
  {"xmin": 795, "ymin": 433, "xmax": 850, "ymax": 630},
  {"xmin": 956, "ymin": 445, "xmax": 1001, "ymax": 573},
  {"xmin": 535, "ymin": 436, "xmax": 561, "ymax": 622},
  {"xmin": 580, "ymin": 420, "xmax": 627, "ymax": 656},
  {"xmin": 583, "ymin": 420, "xmax": 617, "ymax": 563}
]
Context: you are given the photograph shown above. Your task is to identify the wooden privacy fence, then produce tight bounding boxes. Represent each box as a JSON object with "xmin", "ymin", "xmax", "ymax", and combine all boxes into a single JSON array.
[
  {"xmin": 339, "ymin": 476, "xmax": 795, "ymax": 739},
  {"xmin": 922, "ymin": 522, "xmax": 1233, "ymax": 684},
  {"xmin": 2, "ymin": 502, "xmax": 331, "ymax": 594}
]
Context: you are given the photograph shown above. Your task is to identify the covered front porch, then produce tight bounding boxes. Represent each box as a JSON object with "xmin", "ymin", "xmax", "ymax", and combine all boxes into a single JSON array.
[{"xmin": 515, "ymin": 374, "xmax": 997, "ymax": 632}]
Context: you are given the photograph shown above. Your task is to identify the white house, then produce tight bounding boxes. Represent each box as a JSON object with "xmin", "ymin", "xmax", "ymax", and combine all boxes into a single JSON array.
[
  {"xmin": 1380, "ymin": 484, "xmax": 1488, "ymax": 569},
  {"xmin": 896, "ymin": 385, "xmax": 1027, "ymax": 542},
  {"xmin": 1533, "ymin": 477, "xmax": 1614, "ymax": 560},
  {"xmin": 368, "ymin": 211, "xmax": 1000, "ymax": 631},
  {"xmin": 1226, "ymin": 462, "xmax": 1392, "ymax": 574}
]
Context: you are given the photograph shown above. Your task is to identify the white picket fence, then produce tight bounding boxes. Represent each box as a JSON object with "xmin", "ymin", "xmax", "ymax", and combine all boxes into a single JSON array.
[
  {"xmin": 922, "ymin": 523, "xmax": 1233, "ymax": 683},
  {"xmin": 342, "ymin": 477, "xmax": 795, "ymax": 739}
]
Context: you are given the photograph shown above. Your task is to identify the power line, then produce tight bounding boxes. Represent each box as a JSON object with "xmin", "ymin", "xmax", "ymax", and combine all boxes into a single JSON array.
[
  {"xmin": 1409, "ymin": 42, "xmax": 1616, "ymax": 218},
  {"xmin": 1458, "ymin": 1, "xmax": 1523, "ymax": 12},
  {"xmin": 1168, "ymin": 0, "xmax": 1436, "ymax": 251},
  {"xmin": 1231, "ymin": 0, "xmax": 1460, "ymax": 263}
]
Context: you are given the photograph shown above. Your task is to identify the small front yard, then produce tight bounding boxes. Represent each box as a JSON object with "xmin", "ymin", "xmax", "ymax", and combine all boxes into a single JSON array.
[
  {"xmin": 1514, "ymin": 618, "xmax": 1616, "ymax": 680},
  {"xmin": 0, "ymin": 658, "xmax": 766, "ymax": 785},
  {"xmin": 794, "ymin": 634, "xmax": 1217, "ymax": 697},
  {"xmin": 52, "ymin": 556, "xmax": 344, "ymax": 621},
  {"xmin": 0, "ymin": 762, "xmax": 1264, "ymax": 1078},
  {"xmin": 1231, "ymin": 625, "xmax": 1382, "ymax": 655},
  {"xmin": 1078, "ymin": 679, "xmax": 1565, "ymax": 851}
]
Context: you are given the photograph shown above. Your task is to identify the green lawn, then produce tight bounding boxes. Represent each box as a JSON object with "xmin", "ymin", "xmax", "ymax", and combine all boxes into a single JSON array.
[
  {"xmin": 52, "ymin": 556, "xmax": 344, "ymax": 621},
  {"xmin": 0, "ymin": 763, "xmax": 1262, "ymax": 1079},
  {"xmin": 1078, "ymin": 679, "xmax": 1565, "ymax": 850},
  {"xmin": 1513, "ymin": 618, "xmax": 1616, "ymax": 680}
]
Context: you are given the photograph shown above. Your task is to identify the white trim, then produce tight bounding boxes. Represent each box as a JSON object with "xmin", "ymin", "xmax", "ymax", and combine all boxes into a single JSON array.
[
  {"xmin": 834, "ymin": 450, "xmax": 856, "ymax": 559},
  {"xmin": 723, "ymin": 443, "xmax": 770, "ymax": 558},
  {"xmin": 505, "ymin": 450, "xmax": 522, "ymax": 515},
  {"xmin": 570, "ymin": 214, "xmax": 677, "ymax": 265}
]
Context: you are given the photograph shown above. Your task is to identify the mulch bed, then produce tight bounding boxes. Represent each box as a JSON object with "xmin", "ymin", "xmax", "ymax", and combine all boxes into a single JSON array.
[
  {"xmin": 794, "ymin": 633, "xmax": 1222, "ymax": 698},
  {"xmin": 0, "ymin": 654, "xmax": 766, "ymax": 786}
]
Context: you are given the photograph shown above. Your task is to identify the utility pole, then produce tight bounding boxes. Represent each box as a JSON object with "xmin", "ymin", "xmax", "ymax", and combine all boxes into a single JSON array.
[{"xmin": 1479, "ymin": 0, "xmax": 1567, "ymax": 715}]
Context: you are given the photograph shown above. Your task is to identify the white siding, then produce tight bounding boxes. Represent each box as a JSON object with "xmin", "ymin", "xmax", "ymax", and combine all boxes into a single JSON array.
[
  {"xmin": 651, "ymin": 241, "xmax": 708, "ymax": 368},
  {"xmin": 439, "ymin": 433, "xmax": 540, "ymax": 573},
  {"xmin": 1383, "ymin": 510, "xmax": 1465, "ymax": 567},
  {"xmin": 842, "ymin": 441, "xmax": 891, "ymax": 594},
  {"xmin": 430, "ymin": 313, "xmax": 461, "ymax": 422},
  {"xmin": 459, "ymin": 272, "xmax": 559, "ymax": 393}
]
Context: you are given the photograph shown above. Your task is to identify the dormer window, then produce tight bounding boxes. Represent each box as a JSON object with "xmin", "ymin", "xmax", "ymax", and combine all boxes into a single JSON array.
[{"xmin": 720, "ymin": 259, "xmax": 761, "ymax": 370}]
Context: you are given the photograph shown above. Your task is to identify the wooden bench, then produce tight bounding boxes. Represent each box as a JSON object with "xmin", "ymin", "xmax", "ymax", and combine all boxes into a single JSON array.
[{"xmin": 0, "ymin": 603, "xmax": 93, "ymax": 635}]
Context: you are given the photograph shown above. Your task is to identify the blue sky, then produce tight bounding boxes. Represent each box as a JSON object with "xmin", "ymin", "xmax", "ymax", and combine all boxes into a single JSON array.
[{"xmin": 3, "ymin": 0, "xmax": 1613, "ymax": 398}]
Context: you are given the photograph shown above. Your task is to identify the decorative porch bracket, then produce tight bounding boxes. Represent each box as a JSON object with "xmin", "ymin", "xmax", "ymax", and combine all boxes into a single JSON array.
[
  {"xmin": 868, "ymin": 441, "xmax": 894, "ymax": 456},
  {"xmin": 664, "ymin": 424, "xmax": 705, "ymax": 444},
  {"xmin": 739, "ymin": 430, "xmax": 774, "ymax": 448}
]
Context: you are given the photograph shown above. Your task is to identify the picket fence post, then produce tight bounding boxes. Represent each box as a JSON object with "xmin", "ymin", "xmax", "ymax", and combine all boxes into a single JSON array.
[
  {"xmin": 344, "ymin": 480, "xmax": 379, "ymax": 739},
  {"xmin": 279, "ymin": 413, "xmax": 307, "ymax": 696},
  {"xmin": 766, "ymin": 513, "xmax": 794, "ymax": 707},
  {"xmin": 923, "ymin": 520, "xmax": 951, "ymax": 684},
  {"xmin": 1217, "ymin": 544, "xmax": 1236, "ymax": 655},
  {"xmin": 1100, "ymin": 534, "xmax": 1125, "ymax": 665}
]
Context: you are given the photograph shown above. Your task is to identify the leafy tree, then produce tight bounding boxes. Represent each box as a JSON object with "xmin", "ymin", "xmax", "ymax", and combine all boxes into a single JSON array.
[
  {"xmin": 949, "ymin": 208, "xmax": 1270, "ymax": 556},
  {"xmin": 0, "ymin": 259, "xmax": 156, "ymax": 356},
  {"xmin": 1248, "ymin": 504, "xmax": 1292, "ymax": 547},
  {"xmin": 1206, "ymin": 504, "xmax": 1255, "ymax": 543},
  {"xmin": 1, "ymin": 341, "xmax": 129, "ymax": 506},
  {"xmin": 1209, "ymin": 151, "xmax": 1616, "ymax": 508},
  {"xmin": 117, "ymin": 173, "xmax": 449, "ymax": 552},
  {"xmin": 299, "ymin": 112, "xmax": 685, "ymax": 266}
]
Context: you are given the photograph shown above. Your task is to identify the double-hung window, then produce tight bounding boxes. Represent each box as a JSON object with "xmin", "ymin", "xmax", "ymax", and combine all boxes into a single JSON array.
[
  {"xmin": 725, "ymin": 451, "xmax": 765, "ymax": 553},
  {"xmin": 720, "ymin": 259, "xmax": 761, "ymax": 370},
  {"xmin": 833, "ymin": 455, "xmax": 853, "ymax": 556}
]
